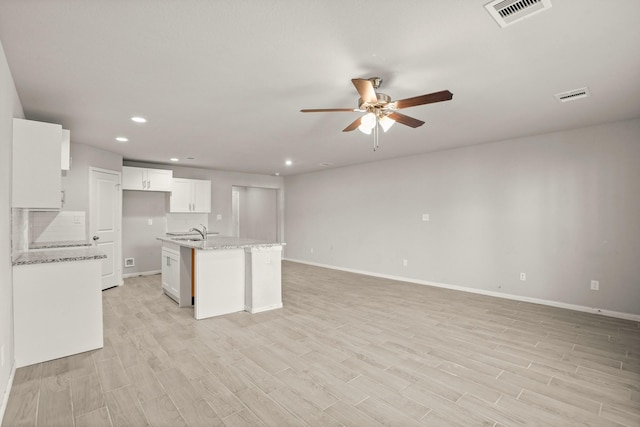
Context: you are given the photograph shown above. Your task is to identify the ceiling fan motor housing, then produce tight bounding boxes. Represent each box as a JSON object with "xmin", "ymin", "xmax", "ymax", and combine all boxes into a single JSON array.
[{"xmin": 358, "ymin": 93, "xmax": 393, "ymax": 112}]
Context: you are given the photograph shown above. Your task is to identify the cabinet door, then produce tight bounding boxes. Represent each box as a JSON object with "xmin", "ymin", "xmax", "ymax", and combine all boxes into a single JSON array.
[
  {"xmin": 147, "ymin": 169, "xmax": 173, "ymax": 191},
  {"xmin": 161, "ymin": 249, "xmax": 180, "ymax": 301},
  {"xmin": 12, "ymin": 118, "xmax": 63, "ymax": 208},
  {"xmin": 168, "ymin": 252, "xmax": 180, "ymax": 297},
  {"xmin": 122, "ymin": 167, "xmax": 145, "ymax": 190},
  {"xmin": 192, "ymin": 180, "xmax": 211, "ymax": 213},
  {"xmin": 170, "ymin": 178, "xmax": 193, "ymax": 212}
]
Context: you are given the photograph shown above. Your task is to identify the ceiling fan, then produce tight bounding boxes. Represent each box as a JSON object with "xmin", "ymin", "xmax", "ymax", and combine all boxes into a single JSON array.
[{"xmin": 301, "ymin": 77, "xmax": 453, "ymax": 150}]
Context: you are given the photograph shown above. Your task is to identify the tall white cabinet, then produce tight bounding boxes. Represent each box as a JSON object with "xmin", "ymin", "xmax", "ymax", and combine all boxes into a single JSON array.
[
  {"xmin": 12, "ymin": 118, "xmax": 63, "ymax": 208},
  {"xmin": 170, "ymin": 178, "xmax": 211, "ymax": 213}
]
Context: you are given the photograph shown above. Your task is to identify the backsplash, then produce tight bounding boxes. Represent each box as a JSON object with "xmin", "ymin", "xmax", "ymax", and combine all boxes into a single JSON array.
[
  {"xmin": 166, "ymin": 212, "xmax": 208, "ymax": 233},
  {"xmin": 29, "ymin": 211, "xmax": 86, "ymax": 243}
]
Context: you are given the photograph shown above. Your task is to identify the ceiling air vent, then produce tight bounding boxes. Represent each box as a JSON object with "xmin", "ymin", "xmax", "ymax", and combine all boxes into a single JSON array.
[
  {"xmin": 554, "ymin": 87, "xmax": 591, "ymax": 103},
  {"xmin": 485, "ymin": 0, "xmax": 552, "ymax": 28}
]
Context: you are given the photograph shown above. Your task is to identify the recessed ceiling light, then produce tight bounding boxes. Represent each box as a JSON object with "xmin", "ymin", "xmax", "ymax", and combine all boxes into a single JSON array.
[
  {"xmin": 275, "ymin": 172, "xmax": 280, "ymax": 176},
  {"xmin": 285, "ymin": 160, "xmax": 293, "ymax": 166},
  {"xmin": 115, "ymin": 137, "xmax": 128, "ymax": 142},
  {"xmin": 170, "ymin": 158, "xmax": 179, "ymax": 162},
  {"xmin": 131, "ymin": 116, "xmax": 147, "ymax": 123}
]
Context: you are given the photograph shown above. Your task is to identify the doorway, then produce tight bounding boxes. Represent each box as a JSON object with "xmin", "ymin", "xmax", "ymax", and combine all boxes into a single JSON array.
[
  {"xmin": 231, "ymin": 186, "xmax": 278, "ymax": 241},
  {"xmin": 90, "ymin": 167, "xmax": 122, "ymax": 290}
]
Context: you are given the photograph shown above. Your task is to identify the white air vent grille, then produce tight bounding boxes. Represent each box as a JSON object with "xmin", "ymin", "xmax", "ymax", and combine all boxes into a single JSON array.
[
  {"xmin": 554, "ymin": 87, "xmax": 591, "ymax": 103},
  {"xmin": 485, "ymin": 0, "xmax": 552, "ymax": 27}
]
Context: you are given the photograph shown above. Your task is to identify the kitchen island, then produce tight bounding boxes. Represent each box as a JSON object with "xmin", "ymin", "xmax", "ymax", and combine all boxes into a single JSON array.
[{"xmin": 157, "ymin": 235, "xmax": 284, "ymax": 319}]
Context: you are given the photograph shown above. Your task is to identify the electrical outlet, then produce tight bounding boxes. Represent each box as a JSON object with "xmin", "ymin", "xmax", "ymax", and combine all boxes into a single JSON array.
[
  {"xmin": 590, "ymin": 280, "xmax": 599, "ymax": 291},
  {"xmin": 403, "ymin": 259, "xmax": 408, "ymax": 267},
  {"xmin": 520, "ymin": 272, "xmax": 526, "ymax": 281},
  {"xmin": 422, "ymin": 213, "xmax": 430, "ymax": 221},
  {"xmin": 310, "ymin": 248, "xmax": 314, "ymax": 254},
  {"xmin": 147, "ymin": 218, "xmax": 153, "ymax": 225},
  {"xmin": 216, "ymin": 214, "xmax": 222, "ymax": 221}
]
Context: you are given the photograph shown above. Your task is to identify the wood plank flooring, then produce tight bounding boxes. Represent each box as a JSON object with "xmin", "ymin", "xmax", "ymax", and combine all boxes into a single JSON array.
[{"xmin": 3, "ymin": 261, "xmax": 639, "ymax": 426}]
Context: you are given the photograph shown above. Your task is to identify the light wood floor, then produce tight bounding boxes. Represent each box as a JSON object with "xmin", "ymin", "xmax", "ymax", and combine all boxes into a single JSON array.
[{"xmin": 3, "ymin": 261, "xmax": 639, "ymax": 426}]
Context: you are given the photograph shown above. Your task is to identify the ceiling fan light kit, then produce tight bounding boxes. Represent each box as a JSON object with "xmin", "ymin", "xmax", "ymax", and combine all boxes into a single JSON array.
[{"xmin": 301, "ymin": 77, "xmax": 453, "ymax": 151}]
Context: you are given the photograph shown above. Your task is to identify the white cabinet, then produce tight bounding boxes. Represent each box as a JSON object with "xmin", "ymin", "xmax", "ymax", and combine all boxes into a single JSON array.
[
  {"xmin": 12, "ymin": 118, "xmax": 63, "ymax": 208},
  {"xmin": 161, "ymin": 243, "xmax": 180, "ymax": 302},
  {"xmin": 122, "ymin": 166, "xmax": 173, "ymax": 191},
  {"xmin": 13, "ymin": 259, "xmax": 103, "ymax": 367},
  {"xmin": 170, "ymin": 178, "xmax": 211, "ymax": 213}
]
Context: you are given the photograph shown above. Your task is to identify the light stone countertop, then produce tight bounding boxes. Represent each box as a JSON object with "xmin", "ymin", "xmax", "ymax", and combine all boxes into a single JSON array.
[
  {"xmin": 29, "ymin": 240, "xmax": 93, "ymax": 250},
  {"xmin": 157, "ymin": 235, "xmax": 285, "ymax": 250},
  {"xmin": 12, "ymin": 247, "xmax": 107, "ymax": 266}
]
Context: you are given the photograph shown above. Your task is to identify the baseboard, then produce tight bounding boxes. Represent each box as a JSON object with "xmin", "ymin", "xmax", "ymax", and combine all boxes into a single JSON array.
[
  {"xmin": 245, "ymin": 303, "xmax": 283, "ymax": 314},
  {"xmin": 122, "ymin": 270, "xmax": 161, "ymax": 279},
  {"xmin": 0, "ymin": 362, "xmax": 16, "ymax": 425},
  {"xmin": 284, "ymin": 258, "xmax": 640, "ymax": 322}
]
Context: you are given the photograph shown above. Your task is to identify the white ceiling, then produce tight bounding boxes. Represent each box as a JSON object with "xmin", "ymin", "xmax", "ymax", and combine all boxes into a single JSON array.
[{"xmin": 1, "ymin": 0, "xmax": 639, "ymax": 176}]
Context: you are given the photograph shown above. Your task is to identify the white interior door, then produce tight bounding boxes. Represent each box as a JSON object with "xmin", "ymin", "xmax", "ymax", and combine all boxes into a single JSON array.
[{"xmin": 90, "ymin": 168, "xmax": 122, "ymax": 290}]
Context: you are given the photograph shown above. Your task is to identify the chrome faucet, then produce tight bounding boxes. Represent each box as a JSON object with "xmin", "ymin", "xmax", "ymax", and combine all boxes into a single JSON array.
[{"xmin": 189, "ymin": 224, "xmax": 207, "ymax": 240}]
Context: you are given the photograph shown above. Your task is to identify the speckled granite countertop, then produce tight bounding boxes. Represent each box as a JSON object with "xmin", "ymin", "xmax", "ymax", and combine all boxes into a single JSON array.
[
  {"xmin": 158, "ymin": 235, "xmax": 285, "ymax": 250},
  {"xmin": 13, "ymin": 247, "xmax": 107, "ymax": 266},
  {"xmin": 29, "ymin": 240, "xmax": 93, "ymax": 250},
  {"xmin": 165, "ymin": 231, "xmax": 220, "ymax": 237}
]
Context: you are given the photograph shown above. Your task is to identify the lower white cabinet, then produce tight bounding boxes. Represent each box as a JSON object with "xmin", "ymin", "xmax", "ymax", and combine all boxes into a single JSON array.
[
  {"xmin": 13, "ymin": 259, "xmax": 103, "ymax": 368},
  {"xmin": 161, "ymin": 243, "xmax": 180, "ymax": 302}
]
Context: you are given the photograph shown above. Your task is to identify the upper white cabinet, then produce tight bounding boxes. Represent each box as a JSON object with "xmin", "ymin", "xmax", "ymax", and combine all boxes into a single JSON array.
[
  {"xmin": 122, "ymin": 166, "xmax": 173, "ymax": 191},
  {"xmin": 170, "ymin": 178, "xmax": 211, "ymax": 213},
  {"xmin": 12, "ymin": 118, "xmax": 63, "ymax": 209}
]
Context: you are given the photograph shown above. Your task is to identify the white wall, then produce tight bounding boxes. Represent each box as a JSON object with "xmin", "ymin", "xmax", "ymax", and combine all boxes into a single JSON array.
[
  {"xmin": 0, "ymin": 40, "xmax": 24, "ymax": 421},
  {"xmin": 122, "ymin": 161, "xmax": 284, "ymax": 275},
  {"xmin": 122, "ymin": 190, "xmax": 167, "ymax": 275},
  {"xmin": 61, "ymin": 142, "xmax": 123, "ymax": 215},
  {"xmin": 235, "ymin": 186, "xmax": 278, "ymax": 241},
  {"xmin": 285, "ymin": 118, "xmax": 640, "ymax": 317}
]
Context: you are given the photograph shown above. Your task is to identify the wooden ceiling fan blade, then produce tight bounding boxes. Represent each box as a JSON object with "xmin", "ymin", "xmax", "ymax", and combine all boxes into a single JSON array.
[
  {"xmin": 351, "ymin": 78, "xmax": 378, "ymax": 104},
  {"xmin": 300, "ymin": 108, "xmax": 357, "ymax": 112},
  {"xmin": 387, "ymin": 112, "xmax": 425, "ymax": 128},
  {"xmin": 343, "ymin": 117, "xmax": 362, "ymax": 132},
  {"xmin": 394, "ymin": 90, "xmax": 453, "ymax": 109}
]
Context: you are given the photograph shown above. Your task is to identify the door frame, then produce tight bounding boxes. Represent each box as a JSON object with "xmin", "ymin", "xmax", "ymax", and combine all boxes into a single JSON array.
[{"xmin": 89, "ymin": 167, "xmax": 123, "ymax": 288}]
